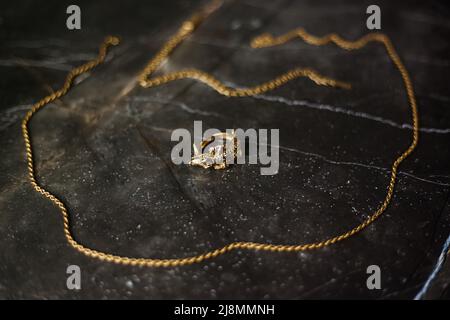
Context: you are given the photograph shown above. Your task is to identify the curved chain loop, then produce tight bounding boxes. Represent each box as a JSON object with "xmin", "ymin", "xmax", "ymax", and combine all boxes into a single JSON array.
[{"xmin": 22, "ymin": 8, "xmax": 419, "ymax": 267}]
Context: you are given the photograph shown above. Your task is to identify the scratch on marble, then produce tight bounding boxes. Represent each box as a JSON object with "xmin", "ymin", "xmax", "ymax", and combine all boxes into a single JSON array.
[
  {"xmin": 0, "ymin": 104, "xmax": 32, "ymax": 130},
  {"xmin": 430, "ymin": 174, "xmax": 450, "ymax": 180},
  {"xmin": 405, "ymin": 54, "xmax": 450, "ymax": 67},
  {"xmin": 296, "ymin": 268, "xmax": 363, "ymax": 299},
  {"xmin": 0, "ymin": 57, "xmax": 73, "ymax": 71},
  {"xmin": 129, "ymin": 96, "xmax": 224, "ymax": 118},
  {"xmin": 144, "ymin": 126, "xmax": 174, "ymax": 134},
  {"xmin": 401, "ymin": 12, "xmax": 450, "ymax": 29},
  {"xmin": 7, "ymin": 39, "xmax": 71, "ymax": 49},
  {"xmin": 250, "ymin": 93, "xmax": 450, "ymax": 134},
  {"xmin": 0, "ymin": 52, "xmax": 98, "ymax": 71},
  {"xmin": 428, "ymin": 93, "xmax": 450, "ymax": 103},
  {"xmin": 267, "ymin": 143, "xmax": 450, "ymax": 187}
]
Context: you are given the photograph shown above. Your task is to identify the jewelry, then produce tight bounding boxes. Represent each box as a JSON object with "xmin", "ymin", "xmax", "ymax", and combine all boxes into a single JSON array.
[
  {"xmin": 190, "ymin": 131, "xmax": 241, "ymax": 170},
  {"xmin": 138, "ymin": 1, "xmax": 350, "ymax": 94},
  {"xmin": 22, "ymin": 1, "xmax": 419, "ymax": 267}
]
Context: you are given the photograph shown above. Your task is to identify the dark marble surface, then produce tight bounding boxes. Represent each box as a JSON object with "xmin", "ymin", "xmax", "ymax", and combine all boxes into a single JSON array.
[{"xmin": 0, "ymin": 0, "xmax": 449, "ymax": 299}]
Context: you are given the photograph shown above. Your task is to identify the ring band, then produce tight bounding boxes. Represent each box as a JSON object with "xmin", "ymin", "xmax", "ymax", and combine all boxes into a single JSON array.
[{"xmin": 190, "ymin": 130, "xmax": 241, "ymax": 169}]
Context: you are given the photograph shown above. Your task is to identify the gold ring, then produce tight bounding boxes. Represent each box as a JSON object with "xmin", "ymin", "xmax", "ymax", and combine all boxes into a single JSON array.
[{"xmin": 190, "ymin": 130, "xmax": 241, "ymax": 169}]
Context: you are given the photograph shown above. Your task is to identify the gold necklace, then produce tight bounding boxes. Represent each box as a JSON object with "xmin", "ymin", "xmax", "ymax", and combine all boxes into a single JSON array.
[{"xmin": 22, "ymin": 1, "xmax": 419, "ymax": 267}]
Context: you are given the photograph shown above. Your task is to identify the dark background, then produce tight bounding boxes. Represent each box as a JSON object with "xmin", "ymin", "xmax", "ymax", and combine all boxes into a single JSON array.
[{"xmin": 0, "ymin": 0, "xmax": 449, "ymax": 299}]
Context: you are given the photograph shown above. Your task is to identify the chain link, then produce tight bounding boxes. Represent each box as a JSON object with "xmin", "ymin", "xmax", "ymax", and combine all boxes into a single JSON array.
[{"xmin": 22, "ymin": 6, "xmax": 419, "ymax": 267}]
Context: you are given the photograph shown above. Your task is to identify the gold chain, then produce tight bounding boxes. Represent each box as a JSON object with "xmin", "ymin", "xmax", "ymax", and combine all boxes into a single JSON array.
[
  {"xmin": 138, "ymin": 1, "xmax": 350, "ymax": 94},
  {"xmin": 22, "ymin": 5, "xmax": 419, "ymax": 267}
]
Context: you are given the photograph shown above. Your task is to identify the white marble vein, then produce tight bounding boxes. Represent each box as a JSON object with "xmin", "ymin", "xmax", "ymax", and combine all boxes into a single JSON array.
[
  {"xmin": 251, "ymin": 93, "xmax": 450, "ymax": 134},
  {"xmin": 267, "ymin": 143, "xmax": 450, "ymax": 187}
]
